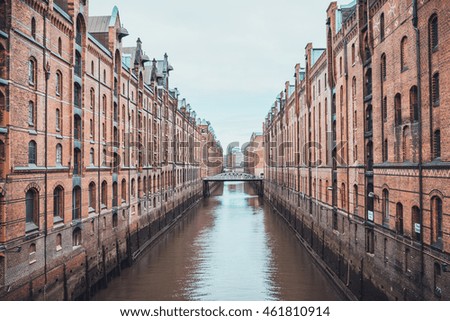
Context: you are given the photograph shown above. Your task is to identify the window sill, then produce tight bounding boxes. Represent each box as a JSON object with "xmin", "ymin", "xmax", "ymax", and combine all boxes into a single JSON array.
[{"xmin": 56, "ymin": 245, "xmax": 62, "ymax": 252}]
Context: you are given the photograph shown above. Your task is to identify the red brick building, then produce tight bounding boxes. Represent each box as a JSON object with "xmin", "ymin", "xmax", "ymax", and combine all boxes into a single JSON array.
[
  {"xmin": 264, "ymin": 0, "xmax": 449, "ymax": 300},
  {"xmin": 0, "ymin": 0, "xmax": 221, "ymax": 300}
]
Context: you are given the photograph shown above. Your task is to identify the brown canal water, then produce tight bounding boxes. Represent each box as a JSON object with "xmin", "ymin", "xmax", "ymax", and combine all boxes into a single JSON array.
[{"xmin": 93, "ymin": 182, "xmax": 344, "ymax": 301}]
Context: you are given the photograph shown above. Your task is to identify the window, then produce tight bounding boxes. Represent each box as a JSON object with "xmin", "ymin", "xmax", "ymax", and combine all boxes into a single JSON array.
[
  {"xmin": 56, "ymin": 233, "xmax": 62, "ymax": 251},
  {"xmin": 380, "ymin": 13, "xmax": 385, "ymax": 41},
  {"xmin": 28, "ymin": 101, "xmax": 35, "ymax": 126},
  {"xmin": 121, "ymin": 179, "xmax": 126, "ymax": 202},
  {"xmin": 432, "ymin": 73, "xmax": 439, "ymax": 105},
  {"xmin": 76, "ymin": 16, "xmax": 82, "ymax": 46},
  {"xmin": 341, "ymin": 183, "xmax": 346, "ymax": 208},
  {"xmin": 383, "ymin": 139, "xmax": 388, "ymax": 162},
  {"xmin": 53, "ymin": 186, "xmax": 64, "ymax": 221},
  {"xmin": 381, "ymin": 54, "xmax": 386, "ymax": 81},
  {"xmin": 396, "ymin": 202, "xmax": 404, "ymax": 235},
  {"xmin": 112, "ymin": 182, "xmax": 118, "ymax": 207},
  {"xmin": 429, "ymin": 14, "xmax": 438, "ymax": 50},
  {"xmin": 0, "ymin": 140, "xmax": 5, "ymax": 178},
  {"xmin": 91, "ymin": 61, "xmax": 94, "ymax": 75},
  {"xmin": 56, "ymin": 108, "xmax": 61, "ymax": 131},
  {"xmin": 365, "ymin": 68, "xmax": 372, "ymax": 96},
  {"xmin": 88, "ymin": 182, "xmax": 96, "ymax": 210},
  {"xmin": 56, "ymin": 144, "xmax": 62, "ymax": 165},
  {"xmin": 395, "ymin": 94, "xmax": 402, "ymax": 126},
  {"xmin": 366, "ymin": 228, "xmax": 375, "ymax": 254},
  {"xmin": 74, "ymin": 83, "xmax": 81, "ymax": 108},
  {"xmin": 72, "ymin": 228, "xmax": 81, "ymax": 247},
  {"xmin": 410, "ymin": 86, "xmax": 418, "ymax": 122},
  {"xmin": 89, "ymin": 148, "xmax": 94, "ymax": 165},
  {"xmin": 102, "ymin": 95, "xmax": 106, "ymax": 114},
  {"xmin": 401, "ymin": 36, "xmax": 408, "ymax": 71},
  {"xmin": 101, "ymin": 181, "xmax": 107, "ymax": 207},
  {"xmin": 102, "ymin": 148, "xmax": 106, "ymax": 166},
  {"xmin": 26, "ymin": 188, "xmax": 39, "ymax": 230},
  {"xmin": 402, "ymin": 126, "xmax": 410, "ymax": 162},
  {"xmin": 353, "ymin": 184, "xmax": 358, "ymax": 214},
  {"xmin": 431, "ymin": 196, "xmax": 443, "ymax": 247},
  {"xmin": 433, "ymin": 130, "xmax": 440, "ymax": 159},
  {"xmin": 73, "ymin": 148, "xmax": 81, "ymax": 175},
  {"xmin": 0, "ymin": 0, "xmax": 6, "ymax": 30},
  {"xmin": 75, "ymin": 51, "xmax": 82, "ymax": 77},
  {"xmin": 382, "ymin": 96, "xmax": 387, "ymax": 123},
  {"xmin": 56, "ymin": 71, "xmax": 62, "ymax": 96},
  {"xmin": 103, "ymin": 70, "xmax": 106, "ymax": 83},
  {"xmin": 31, "ymin": 17, "xmax": 36, "ymax": 39},
  {"xmin": 351, "ymin": 43, "xmax": 355, "ymax": 65},
  {"xmin": 74, "ymin": 115, "xmax": 81, "ymax": 140},
  {"xmin": 365, "ymin": 105, "xmax": 373, "ymax": 133},
  {"xmin": 0, "ymin": 44, "xmax": 5, "ymax": 80},
  {"xmin": 412, "ymin": 206, "xmax": 421, "ymax": 241},
  {"xmin": 72, "ymin": 186, "xmax": 81, "ymax": 220},
  {"xmin": 28, "ymin": 58, "xmax": 36, "ymax": 85},
  {"xmin": 131, "ymin": 179, "xmax": 136, "ymax": 198},
  {"xmin": 90, "ymin": 88, "xmax": 95, "ymax": 108},
  {"xmin": 89, "ymin": 119, "xmax": 93, "ymax": 137},
  {"xmin": 382, "ymin": 189, "xmax": 389, "ymax": 226},
  {"xmin": 28, "ymin": 140, "xmax": 37, "ymax": 164},
  {"xmin": 58, "ymin": 37, "xmax": 62, "ymax": 56}
]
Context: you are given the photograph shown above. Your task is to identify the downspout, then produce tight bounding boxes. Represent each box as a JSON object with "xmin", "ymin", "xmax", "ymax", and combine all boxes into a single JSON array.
[{"xmin": 412, "ymin": 0, "xmax": 425, "ymax": 298}]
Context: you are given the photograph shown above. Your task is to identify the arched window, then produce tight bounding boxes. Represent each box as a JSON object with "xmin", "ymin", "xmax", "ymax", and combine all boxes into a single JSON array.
[
  {"xmin": 0, "ymin": 44, "xmax": 6, "ymax": 80},
  {"xmin": 74, "ymin": 115, "xmax": 81, "ymax": 140},
  {"xmin": 380, "ymin": 13, "xmax": 385, "ymax": 41},
  {"xmin": 432, "ymin": 72, "xmax": 439, "ymax": 105},
  {"xmin": 28, "ymin": 101, "xmax": 35, "ymax": 126},
  {"xmin": 396, "ymin": 202, "xmax": 404, "ymax": 235},
  {"xmin": 89, "ymin": 148, "xmax": 94, "ymax": 165},
  {"xmin": 75, "ymin": 15, "xmax": 83, "ymax": 46},
  {"xmin": 401, "ymin": 36, "xmax": 408, "ymax": 71},
  {"xmin": 433, "ymin": 130, "xmax": 440, "ymax": 159},
  {"xmin": 73, "ymin": 148, "xmax": 81, "ymax": 175},
  {"xmin": 58, "ymin": 37, "xmax": 62, "ymax": 56},
  {"xmin": 88, "ymin": 181, "xmax": 96, "ymax": 210},
  {"xmin": 382, "ymin": 189, "xmax": 389, "ymax": 226},
  {"xmin": 412, "ymin": 206, "xmax": 421, "ymax": 241},
  {"xmin": 395, "ymin": 93, "xmax": 402, "ymax": 126},
  {"xmin": 74, "ymin": 83, "xmax": 81, "ymax": 108},
  {"xmin": 131, "ymin": 178, "xmax": 136, "ymax": 198},
  {"xmin": 431, "ymin": 196, "xmax": 443, "ymax": 247},
  {"xmin": 26, "ymin": 188, "xmax": 39, "ymax": 230},
  {"xmin": 351, "ymin": 43, "xmax": 355, "ymax": 64},
  {"xmin": 90, "ymin": 88, "xmax": 95, "ymax": 108},
  {"xmin": 55, "ymin": 71, "xmax": 62, "ymax": 96},
  {"xmin": 55, "ymin": 108, "xmax": 61, "ymax": 131},
  {"xmin": 381, "ymin": 53, "xmax": 386, "ymax": 81},
  {"xmin": 365, "ymin": 68, "xmax": 372, "ymax": 96},
  {"xmin": 53, "ymin": 185, "xmax": 64, "ymax": 221},
  {"xmin": 28, "ymin": 58, "xmax": 36, "ymax": 85},
  {"xmin": 353, "ymin": 184, "xmax": 358, "ymax": 214},
  {"xmin": 0, "ymin": 139, "xmax": 5, "ymax": 178},
  {"xmin": 56, "ymin": 144, "xmax": 62, "ymax": 165},
  {"xmin": 31, "ymin": 17, "xmax": 36, "ymax": 39},
  {"xmin": 101, "ymin": 180, "xmax": 107, "ymax": 208},
  {"xmin": 112, "ymin": 182, "xmax": 118, "ymax": 207},
  {"xmin": 365, "ymin": 105, "xmax": 373, "ymax": 132},
  {"xmin": 121, "ymin": 178, "xmax": 126, "ymax": 202},
  {"xmin": 75, "ymin": 51, "xmax": 82, "ymax": 76},
  {"xmin": 402, "ymin": 126, "xmax": 410, "ymax": 162},
  {"xmin": 72, "ymin": 227, "xmax": 81, "ymax": 247},
  {"xmin": 410, "ymin": 86, "xmax": 418, "ymax": 122},
  {"xmin": 429, "ymin": 14, "xmax": 438, "ymax": 50},
  {"xmin": 28, "ymin": 140, "xmax": 37, "ymax": 164}
]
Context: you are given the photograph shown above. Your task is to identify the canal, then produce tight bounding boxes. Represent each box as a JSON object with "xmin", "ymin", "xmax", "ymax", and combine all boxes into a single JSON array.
[{"xmin": 94, "ymin": 182, "xmax": 344, "ymax": 301}]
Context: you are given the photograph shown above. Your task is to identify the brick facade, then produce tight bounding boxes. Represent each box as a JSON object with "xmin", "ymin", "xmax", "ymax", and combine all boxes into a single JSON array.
[
  {"xmin": 0, "ymin": 0, "xmax": 222, "ymax": 300},
  {"xmin": 263, "ymin": 0, "xmax": 449, "ymax": 300}
]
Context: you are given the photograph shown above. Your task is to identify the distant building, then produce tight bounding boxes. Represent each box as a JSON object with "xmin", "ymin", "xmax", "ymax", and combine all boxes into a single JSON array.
[{"xmin": 244, "ymin": 132, "xmax": 264, "ymax": 177}]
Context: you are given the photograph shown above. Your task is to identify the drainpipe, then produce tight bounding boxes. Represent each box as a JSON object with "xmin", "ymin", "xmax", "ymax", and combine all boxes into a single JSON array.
[
  {"xmin": 43, "ymin": 7, "xmax": 50, "ymax": 301},
  {"xmin": 412, "ymin": 0, "xmax": 424, "ymax": 298}
]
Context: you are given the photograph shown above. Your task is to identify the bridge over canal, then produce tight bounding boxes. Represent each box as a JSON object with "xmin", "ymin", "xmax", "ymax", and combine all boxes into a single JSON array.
[{"xmin": 203, "ymin": 172, "xmax": 264, "ymax": 197}]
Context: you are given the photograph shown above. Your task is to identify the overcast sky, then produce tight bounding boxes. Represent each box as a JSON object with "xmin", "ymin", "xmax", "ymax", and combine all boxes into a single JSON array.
[{"xmin": 89, "ymin": 0, "xmax": 333, "ymax": 152}]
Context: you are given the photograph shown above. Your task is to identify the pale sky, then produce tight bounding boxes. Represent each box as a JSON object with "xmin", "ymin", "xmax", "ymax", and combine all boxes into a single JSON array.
[{"xmin": 89, "ymin": 0, "xmax": 334, "ymax": 151}]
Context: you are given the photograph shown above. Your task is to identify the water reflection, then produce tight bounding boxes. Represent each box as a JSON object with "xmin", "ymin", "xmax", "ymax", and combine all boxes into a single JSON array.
[{"xmin": 93, "ymin": 182, "xmax": 343, "ymax": 301}]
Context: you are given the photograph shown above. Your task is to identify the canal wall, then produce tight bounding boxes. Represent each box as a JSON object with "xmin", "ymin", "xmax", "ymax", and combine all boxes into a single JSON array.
[
  {"xmin": 1, "ymin": 183, "xmax": 210, "ymax": 301},
  {"xmin": 264, "ymin": 186, "xmax": 450, "ymax": 301}
]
